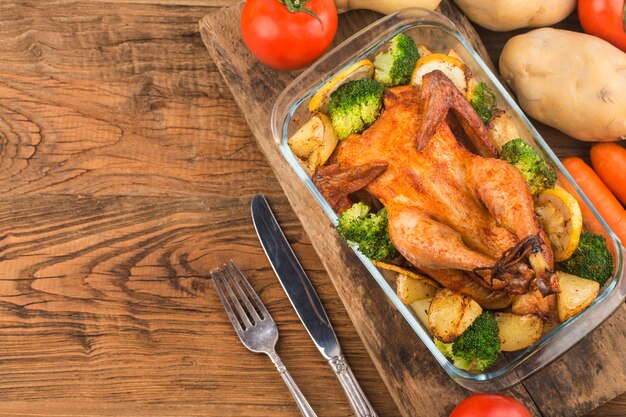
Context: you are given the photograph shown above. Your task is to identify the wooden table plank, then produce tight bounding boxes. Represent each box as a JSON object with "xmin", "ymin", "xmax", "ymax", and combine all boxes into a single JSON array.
[
  {"xmin": 0, "ymin": 0, "xmax": 253, "ymax": 197},
  {"xmin": 0, "ymin": 1, "xmax": 623, "ymax": 416}
]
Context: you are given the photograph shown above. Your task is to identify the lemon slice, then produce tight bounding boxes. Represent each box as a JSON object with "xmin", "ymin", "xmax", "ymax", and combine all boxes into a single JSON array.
[
  {"xmin": 372, "ymin": 260, "xmax": 440, "ymax": 288},
  {"xmin": 308, "ymin": 59, "xmax": 374, "ymax": 114},
  {"xmin": 287, "ymin": 113, "xmax": 338, "ymax": 173},
  {"xmin": 534, "ymin": 185, "xmax": 583, "ymax": 262},
  {"xmin": 410, "ymin": 53, "xmax": 473, "ymax": 99}
]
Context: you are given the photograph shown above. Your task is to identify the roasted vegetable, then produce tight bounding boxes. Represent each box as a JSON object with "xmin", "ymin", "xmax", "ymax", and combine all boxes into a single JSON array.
[
  {"xmin": 428, "ymin": 289, "xmax": 483, "ymax": 343},
  {"xmin": 396, "ymin": 274, "xmax": 437, "ymax": 305},
  {"xmin": 337, "ymin": 202, "xmax": 398, "ymax": 262},
  {"xmin": 309, "ymin": 59, "xmax": 374, "ymax": 114},
  {"xmin": 486, "ymin": 109, "xmax": 522, "ymax": 151},
  {"xmin": 500, "ymin": 138, "xmax": 556, "ymax": 194},
  {"xmin": 288, "ymin": 113, "xmax": 338, "ymax": 172},
  {"xmin": 494, "ymin": 313, "xmax": 543, "ymax": 352},
  {"xmin": 556, "ymin": 231, "xmax": 614, "ymax": 286},
  {"xmin": 556, "ymin": 271, "xmax": 600, "ymax": 322},
  {"xmin": 328, "ymin": 79, "xmax": 385, "ymax": 140},
  {"xmin": 374, "ymin": 34, "xmax": 420, "ymax": 87},
  {"xmin": 373, "ymin": 260, "xmax": 440, "ymax": 288},
  {"xmin": 470, "ymin": 82, "xmax": 496, "ymax": 123},
  {"xmin": 410, "ymin": 298, "xmax": 432, "ymax": 327},
  {"xmin": 435, "ymin": 312, "xmax": 501, "ymax": 372},
  {"xmin": 500, "ymin": 28, "xmax": 626, "ymax": 142},
  {"xmin": 411, "ymin": 53, "xmax": 473, "ymax": 98}
]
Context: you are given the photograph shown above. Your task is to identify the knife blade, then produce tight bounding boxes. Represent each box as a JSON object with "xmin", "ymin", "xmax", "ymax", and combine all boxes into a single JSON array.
[
  {"xmin": 251, "ymin": 195, "xmax": 377, "ymax": 417},
  {"xmin": 251, "ymin": 194, "xmax": 340, "ymax": 359}
]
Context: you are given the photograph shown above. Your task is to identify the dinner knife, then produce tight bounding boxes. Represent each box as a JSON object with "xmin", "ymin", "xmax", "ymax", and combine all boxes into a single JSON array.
[{"xmin": 251, "ymin": 195, "xmax": 377, "ymax": 417}]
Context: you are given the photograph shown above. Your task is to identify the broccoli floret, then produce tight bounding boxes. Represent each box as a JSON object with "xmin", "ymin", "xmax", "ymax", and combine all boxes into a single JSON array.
[
  {"xmin": 434, "ymin": 312, "xmax": 501, "ymax": 372},
  {"xmin": 337, "ymin": 202, "xmax": 398, "ymax": 262},
  {"xmin": 470, "ymin": 82, "xmax": 496, "ymax": 123},
  {"xmin": 500, "ymin": 138, "xmax": 557, "ymax": 194},
  {"xmin": 373, "ymin": 33, "xmax": 420, "ymax": 87},
  {"xmin": 434, "ymin": 338, "xmax": 455, "ymax": 359},
  {"xmin": 556, "ymin": 231, "xmax": 614, "ymax": 286},
  {"xmin": 328, "ymin": 79, "xmax": 385, "ymax": 140}
]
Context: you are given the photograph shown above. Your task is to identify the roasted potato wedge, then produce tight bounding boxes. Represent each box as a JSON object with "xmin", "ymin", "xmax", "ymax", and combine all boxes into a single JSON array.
[
  {"xmin": 447, "ymin": 48, "xmax": 462, "ymax": 61},
  {"xmin": 486, "ymin": 109, "xmax": 522, "ymax": 151},
  {"xmin": 410, "ymin": 54, "xmax": 473, "ymax": 99},
  {"xmin": 396, "ymin": 274, "xmax": 437, "ymax": 305},
  {"xmin": 287, "ymin": 113, "xmax": 338, "ymax": 173},
  {"xmin": 417, "ymin": 44, "xmax": 432, "ymax": 57},
  {"xmin": 428, "ymin": 288, "xmax": 482, "ymax": 343},
  {"xmin": 410, "ymin": 298, "xmax": 432, "ymax": 327},
  {"xmin": 557, "ymin": 271, "xmax": 600, "ymax": 322},
  {"xmin": 494, "ymin": 313, "xmax": 543, "ymax": 352}
]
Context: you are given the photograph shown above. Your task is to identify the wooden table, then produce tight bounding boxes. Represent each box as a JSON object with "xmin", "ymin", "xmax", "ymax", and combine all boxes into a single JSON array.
[{"xmin": 0, "ymin": 1, "xmax": 623, "ymax": 416}]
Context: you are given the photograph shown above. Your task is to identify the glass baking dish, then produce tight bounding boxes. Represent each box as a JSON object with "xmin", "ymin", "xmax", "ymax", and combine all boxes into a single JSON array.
[{"xmin": 271, "ymin": 8, "xmax": 626, "ymax": 391}]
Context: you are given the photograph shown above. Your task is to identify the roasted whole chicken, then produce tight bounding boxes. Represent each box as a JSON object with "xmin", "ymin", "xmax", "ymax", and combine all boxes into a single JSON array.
[{"xmin": 313, "ymin": 71, "xmax": 559, "ymax": 317}]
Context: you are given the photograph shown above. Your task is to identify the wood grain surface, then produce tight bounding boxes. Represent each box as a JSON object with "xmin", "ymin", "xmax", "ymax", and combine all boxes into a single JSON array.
[
  {"xmin": 201, "ymin": 1, "xmax": 626, "ymax": 416},
  {"xmin": 0, "ymin": 0, "xmax": 622, "ymax": 416}
]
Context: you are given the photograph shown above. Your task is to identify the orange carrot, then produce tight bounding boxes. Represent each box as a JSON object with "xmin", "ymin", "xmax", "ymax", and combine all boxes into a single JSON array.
[
  {"xmin": 590, "ymin": 143, "xmax": 626, "ymax": 205},
  {"xmin": 561, "ymin": 157, "xmax": 626, "ymax": 244}
]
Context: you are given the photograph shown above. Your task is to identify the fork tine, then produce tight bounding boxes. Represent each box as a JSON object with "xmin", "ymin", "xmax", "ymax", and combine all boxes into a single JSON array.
[
  {"xmin": 210, "ymin": 271, "xmax": 244, "ymax": 334},
  {"xmin": 230, "ymin": 260, "xmax": 271, "ymax": 319},
  {"xmin": 217, "ymin": 266, "xmax": 253, "ymax": 329},
  {"xmin": 224, "ymin": 263, "xmax": 261, "ymax": 323}
]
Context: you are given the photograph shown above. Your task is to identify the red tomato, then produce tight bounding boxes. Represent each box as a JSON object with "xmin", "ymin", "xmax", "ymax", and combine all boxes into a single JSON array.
[
  {"xmin": 240, "ymin": 0, "xmax": 338, "ymax": 70},
  {"xmin": 578, "ymin": 0, "xmax": 626, "ymax": 51},
  {"xmin": 450, "ymin": 394, "xmax": 533, "ymax": 417}
]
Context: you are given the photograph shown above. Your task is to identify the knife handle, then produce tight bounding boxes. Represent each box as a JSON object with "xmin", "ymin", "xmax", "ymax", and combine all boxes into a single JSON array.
[
  {"xmin": 329, "ymin": 353, "xmax": 378, "ymax": 417},
  {"xmin": 269, "ymin": 351, "xmax": 318, "ymax": 417}
]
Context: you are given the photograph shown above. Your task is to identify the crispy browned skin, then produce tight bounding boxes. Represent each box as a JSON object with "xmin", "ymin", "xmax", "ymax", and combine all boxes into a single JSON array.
[{"xmin": 314, "ymin": 71, "xmax": 557, "ymax": 314}]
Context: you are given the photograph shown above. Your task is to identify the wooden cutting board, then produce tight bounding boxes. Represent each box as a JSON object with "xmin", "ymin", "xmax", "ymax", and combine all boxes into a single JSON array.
[{"xmin": 200, "ymin": 2, "xmax": 626, "ymax": 416}]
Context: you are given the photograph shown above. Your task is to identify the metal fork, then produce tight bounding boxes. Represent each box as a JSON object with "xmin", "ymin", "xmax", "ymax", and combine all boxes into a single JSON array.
[{"xmin": 211, "ymin": 261, "xmax": 317, "ymax": 417}]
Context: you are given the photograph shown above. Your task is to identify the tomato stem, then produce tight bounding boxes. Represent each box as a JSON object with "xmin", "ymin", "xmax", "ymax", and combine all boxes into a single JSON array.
[
  {"xmin": 278, "ymin": 0, "xmax": 322, "ymax": 24},
  {"xmin": 623, "ymin": 1, "xmax": 626, "ymax": 33}
]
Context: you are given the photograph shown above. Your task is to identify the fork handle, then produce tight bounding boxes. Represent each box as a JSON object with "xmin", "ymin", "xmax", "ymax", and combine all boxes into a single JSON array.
[
  {"xmin": 329, "ymin": 353, "xmax": 378, "ymax": 417},
  {"xmin": 268, "ymin": 351, "xmax": 317, "ymax": 417}
]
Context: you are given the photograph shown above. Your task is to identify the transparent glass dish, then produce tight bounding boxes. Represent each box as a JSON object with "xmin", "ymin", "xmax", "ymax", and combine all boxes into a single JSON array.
[{"xmin": 271, "ymin": 8, "xmax": 626, "ymax": 391}]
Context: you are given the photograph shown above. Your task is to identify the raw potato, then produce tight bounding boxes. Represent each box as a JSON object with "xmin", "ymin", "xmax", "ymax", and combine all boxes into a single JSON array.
[
  {"xmin": 500, "ymin": 29, "xmax": 626, "ymax": 142},
  {"xmin": 453, "ymin": 0, "xmax": 575, "ymax": 32},
  {"xmin": 428, "ymin": 289, "xmax": 482, "ymax": 343},
  {"xmin": 486, "ymin": 109, "xmax": 522, "ymax": 151},
  {"xmin": 557, "ymin": 271, "xmax": 600, "ymax": 322},
  {"xmin": 334, "ymin": 0, "xmax": 441, "ymax": 14},
  {"xmin": 494, "ymin": 313, "xmax": 543, "ymax": 352},
  {"xmin": 410, "ymin": 298, "xmax": 432, "ymax": 327},
  {"xmin": 396, "ymin": 274, "xmax": 437, "ymax": 305}
]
